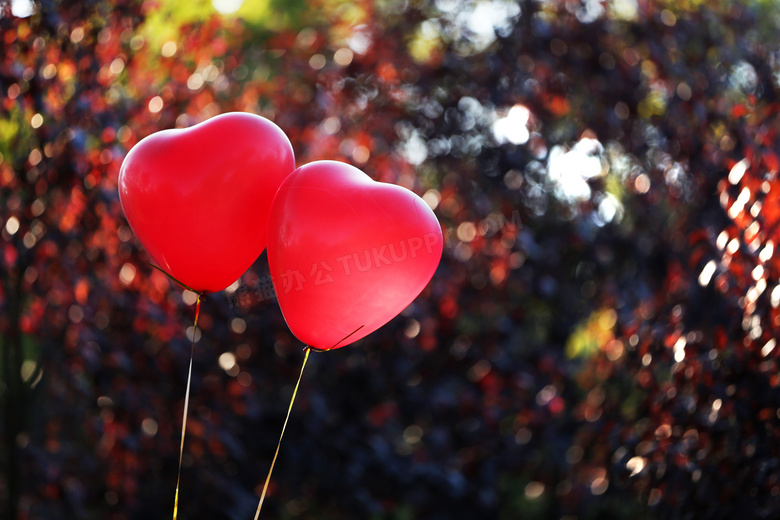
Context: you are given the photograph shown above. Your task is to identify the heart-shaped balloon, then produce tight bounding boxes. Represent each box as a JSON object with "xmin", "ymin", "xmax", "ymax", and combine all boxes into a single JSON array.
[
  {"xmin": 119, "ymin": 112, "xmax": 295, "ymax": 293},
  {"xmin": 267, "ymin": 160, "xmax": 443, "ymax": 350}
]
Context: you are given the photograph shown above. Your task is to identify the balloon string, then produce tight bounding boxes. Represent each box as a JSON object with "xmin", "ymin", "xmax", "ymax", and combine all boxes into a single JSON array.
[
  {"xmin": 253, "ymin": 347, "xmax": 311, "ymax": 520},
  {"xmin": 148, "ymin": 262, "xmax": 200, "ymax": 294},
  {"xmin": 173, "ymin": 294, "xmax": 202, "ymax": 520},
  {"xmin": 310, "ymin": 325, "xmax": 365, "ymax": 353}
]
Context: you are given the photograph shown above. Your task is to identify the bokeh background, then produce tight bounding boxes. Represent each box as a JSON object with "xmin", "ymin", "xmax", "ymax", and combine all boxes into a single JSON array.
[{"xmin": 2, "ymin": 0, "xmax": 780, "ymax": 518}]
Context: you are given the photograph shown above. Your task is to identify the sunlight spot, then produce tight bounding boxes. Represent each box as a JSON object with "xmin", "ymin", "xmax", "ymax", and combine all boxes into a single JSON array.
[
  {"xmin": 745, "ymin": 222, "xmax": 760, "ymax": 244},
  {"xmin": 728, "ymin": 187, "xmax": 751, "ymax": 218},
  {"xmin": 760, "ymin": 241, "xmax": 774, "ymax": 263},
  {"xmin": 626, "ymin": 456, "xmax": 646, "ymax": 476},
  {"xmin": 334, "ymin": 48, "xmax": 354, "ymax": 66},
  {"xmin": 97, "ymin": 396, "xmax": 113, "ymax": 408},
  {"xmin": 455, "ymin": 0, "xmax": 521, "ymax": 51},
  {"xmin": 11, "ymin": 0, "xmax": 35, "ymax": 17},
  {"xmin": 321, "ymin": 117, "xmax": 341, "ymax": 135},
  {"xmin": 673, "ymin": 336, "xmax": 687, "ymax": 363},
  {"xmin": 213, "ymin": 0, "xmax": 244, "ymax": 14},
  {"xmin": 347, "ymin": 25, "xmax": 372, "ymax": 54},
  {"xmin": 504, "ymin": 169, "xmax": 523, "ymax": 189},
  {"xmin": 119, "ymin": 263, "xmax": 136, "ymax": 285},
  {"xmin": 309, "ymin": 54, "xmax": 326, "ymax": 70},
  {"xmin": 219, "ymin": 352, "xmax": 236, "ymax": 371},
  {"xmin": 771, "ymin": 285, "xmax": 780, "ymax": 307},
  {"xmin": 525, "ymin": 481, "xmax": 545, "ymax": 499},
  {"xmin": 751, "ymin": 201, "xmax": 762, "ymax": 218},
  {"xmin": 422, "ymin": 189, "xmax": 441, "ymax": 210},
  {"xmin": 185, "ymin": 326, "xmax": 201, "ymax": 343},
  {"xmin": 547, "ymin": 138, "xmax": 606, "ymax": 203},
  {"xmin": 575, "ymin": 0, "xmax": 604, "ymax": 23},
  {"xmin": 41, "ymin": 63, "xmax": 57, "ymax": 79},
  {"xmin": 161, "ymin": 41, "xmax": 177, "ymax": 58},
  {"xmin": 457, "ymin": 222, "xmax": 477, "ymax": 242},
  {"xmin": 218, "ymin": 352, "xmax": 239, "ymax": 376},
  {"xmin": 729, "ymin": 158, "xmax": 749, "ymax": 184},
  {"xmin": 613, "ymin": 0, "xmax": 638, "ymax": 20},
  {"xmin": 597, "ymin": 194, "xmax": 623, "ymax": 224},
  {"xmin": 660, "ymin": 9, "xmax": 676, "ymax": 27},
  {"xmin": 493, "ymin": 104, "xmax": 531, "ymax": 145},
  {"xmin": 401, "ymin": 130, "xmax": 428, "ymax": 165},
  {"xmin": 182, "ymin": 290, "xmax": 198, "ymax": 305},
  {"xmin": 634, "ymin": 173, "xmax": 650, "ymax": 193},
  {"xmin": 590, "ymin": 474, "xmax": 609, "ymax": 495},
  {"xmin": 762, "ymin": 339, "xmax": 776, "ymax": 357},
  {"xmin": 148, "ymin": 96, "xmax": 164, "ymax": 113},
  {"xmin": 141, "ymin": 418, "xmax": 159, "ymax": 436},
  {"xmin": 536, "ymin": 385, "xmax": 557, "ymax": 406},
  {"xmin": 730, "ymin": 61, "xmax": 758, "ymax": 94},
  {"xmin": 109, "ymin": 58, "xmax": 125, "ymax": 76},
  {"xmin": 21, "ymin": 360, "xmax": 42, "ymax": 387},
  {"xmin": 5, "ymin": 216, "xmax": 20, "ymax": 235},
  {"xmin": 70, "ymin": 27, "xmax": 85, "ymax": 44},
  {"xmin": 716, "ymin": 231, "xmax": 729, "ymax": 250},
  {"xmin": 698, "ymin": 260, "xmax": 716, "ymax": 286},
  {"xmin": 230, "ymin": 317, "xmax": 246, "ymax": 334},
  {"xmin": 187, "ymin": 72, "xmax": 204, "ymax": 90},
  {"xmin": 404, "ymin": 319, "xmax": 421, "ymax": 338},
  {"xmin": 352, "ymin": 145, "xmax": 370, "ymax": 164},
  {"xmin": 20, "ymin": 360, "xmax": 36, "ymax": 382}
]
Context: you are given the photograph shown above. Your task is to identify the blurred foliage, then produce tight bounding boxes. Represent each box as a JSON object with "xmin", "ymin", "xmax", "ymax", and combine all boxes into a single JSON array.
[
  {"xmin": 2, "ymin": 0, "xmax": 780, "ymax": 519},
  {"xmin": 140, "ymin": 0, "xmax": 312, "ymax": 51},
  {"xmin": 566, "ymin": 308, "xmax": 617, "ymax": 360}
]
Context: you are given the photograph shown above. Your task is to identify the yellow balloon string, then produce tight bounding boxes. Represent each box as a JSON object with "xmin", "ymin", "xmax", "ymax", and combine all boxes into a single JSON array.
[
  {"xmin": 251, "ymin": 325, "xmax": 363, "ymax": 519},
  {"xmin": 173, "ymin": 294, "xmax": 202, "ymax": 520},
  {"xmin": 253, "ymin": 347, "xmax": 311, "ymax": 520}
]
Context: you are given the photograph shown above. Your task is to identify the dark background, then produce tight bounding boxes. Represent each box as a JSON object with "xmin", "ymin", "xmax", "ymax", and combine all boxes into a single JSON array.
[{"xmin": 2, "ymin": 0, "xmax": 780, "ymax": 518}]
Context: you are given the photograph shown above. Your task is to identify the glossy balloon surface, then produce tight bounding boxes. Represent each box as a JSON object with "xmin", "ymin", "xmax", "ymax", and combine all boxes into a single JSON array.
[
  {"xmin": 267, "ymin": 160, "xmax": 443, "ymax": 350},
  {"xmin": 119, "ymin": 112, "xmax": 295, "ymax": 293}
]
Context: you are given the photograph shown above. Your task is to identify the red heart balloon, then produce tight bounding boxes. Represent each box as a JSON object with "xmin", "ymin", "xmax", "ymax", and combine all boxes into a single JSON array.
[
  {"xmin": 119, "ymin": 112, "xmax": 295, "ymax": 293},
  {"xmin": 267, "ymin": 160, "xmax": 443, "ymax": 350}
]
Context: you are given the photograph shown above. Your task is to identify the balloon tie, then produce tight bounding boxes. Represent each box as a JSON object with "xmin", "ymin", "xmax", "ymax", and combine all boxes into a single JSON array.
[
  {"xmin": 253, "ymin": 347, "xmax": 311, "ymax": 520},
  {"xmin": 172, "ymin": 294, "xmax": 202, "ymax": 520}
]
